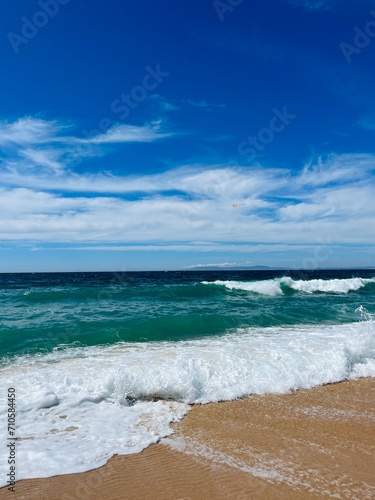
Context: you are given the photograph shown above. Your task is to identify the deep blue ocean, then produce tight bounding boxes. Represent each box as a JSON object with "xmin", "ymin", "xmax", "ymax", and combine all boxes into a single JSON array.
[{"xmin": 1, "ymin": 269, "xmax": 374, "ymax": 484}]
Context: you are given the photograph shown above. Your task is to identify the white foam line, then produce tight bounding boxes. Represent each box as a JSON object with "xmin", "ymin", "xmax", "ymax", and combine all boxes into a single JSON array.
[
  {"xmin": 294, "ymin": 406, "xmax": 375, "ymax": 422},
  {"xmin": 162, "ymin": 436, "xmax": 286, "ymax": 482},
  {"xmin": 163, "ymin": 437, "xmax": 375, "ymax": 499}
]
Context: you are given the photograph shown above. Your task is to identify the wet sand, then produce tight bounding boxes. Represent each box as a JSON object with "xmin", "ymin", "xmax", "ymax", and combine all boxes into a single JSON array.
[{"xmin": 1, "ymin": 377, "xmax": 374, "ymax": 499}]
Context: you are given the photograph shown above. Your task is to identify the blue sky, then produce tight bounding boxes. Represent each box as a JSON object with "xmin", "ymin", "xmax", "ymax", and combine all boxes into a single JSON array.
[{"xmin": 0, "ymin": 0, "xmax": 374, "ymax": 271}]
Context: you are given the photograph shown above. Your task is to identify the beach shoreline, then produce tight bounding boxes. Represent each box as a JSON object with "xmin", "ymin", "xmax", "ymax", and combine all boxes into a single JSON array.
[{"xmin": 1, "ymin": 377, "xmax": 374, "ymax": 500}]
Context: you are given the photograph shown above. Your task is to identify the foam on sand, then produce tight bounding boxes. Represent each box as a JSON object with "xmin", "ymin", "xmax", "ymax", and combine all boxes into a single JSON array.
[{"xmin": 0, "ymin": 315, "xmax": 374, "ymax": 486}]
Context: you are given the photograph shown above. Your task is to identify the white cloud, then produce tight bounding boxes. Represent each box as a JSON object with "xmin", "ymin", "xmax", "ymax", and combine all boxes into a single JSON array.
[
  {"xmin": 185, "ymin": 262, "xmax": 239, "ymax": 268},
  {"xmin": 298, "ymin": 153, "xmax": 375, "ymax": 187},
  {"xmin": 83, "ymin": 121, "xmax": 173, "ymax": 144},
  {"xmin": 0, "ymin": 116, "xmax": 374, "ymax": 251},
  {"xmin": 0, "ymin": 117, "xmax": 172, "ymax": 148},
  {"xmin": 0, "ymin": 154, "xmax": 374, "ymax": 247},
  {"xmin": 0, "ymin": 117, "xmax": 176, "ymax": 180},
  {"xmin": 0, "ymin": 117, "xmax": 67, "ymax": 146},
  {"xmin": 0, "ymin": 117, "xmax": 174, "ymax": 174},
  {"xmin": 19, "ymin": 148, "xmax": 63, "ymax": 173},
  {"xmin": 32, "ymin": 243, "xmax": 334, "ymax": 254},
  {"xmin": 0, "ymin": 159, "xmax": 289, "ymax": 196}
]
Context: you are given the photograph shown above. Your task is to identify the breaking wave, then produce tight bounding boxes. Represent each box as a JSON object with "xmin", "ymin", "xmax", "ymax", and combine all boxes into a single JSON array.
[{"xmin": 202, "ymin": 277, "xmax": 375, "ymax": 296}]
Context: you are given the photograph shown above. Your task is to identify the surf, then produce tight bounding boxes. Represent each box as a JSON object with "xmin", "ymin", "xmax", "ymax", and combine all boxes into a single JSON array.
[
  {"xmin": 0, "ymin": 314, "xmax": 374, "ymax": 486},
  {"xmin": 202, "ymin": 276, "xmax": 375, "ymax": 296}
]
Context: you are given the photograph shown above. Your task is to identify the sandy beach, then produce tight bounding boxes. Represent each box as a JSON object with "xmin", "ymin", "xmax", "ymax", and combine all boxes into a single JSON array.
[{"xmin": 2, "ymin": 377, "xmax": 374, "ymax": 500}]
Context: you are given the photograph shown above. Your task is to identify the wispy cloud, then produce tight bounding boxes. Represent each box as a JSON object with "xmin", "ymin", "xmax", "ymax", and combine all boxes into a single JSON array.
[
  {"xmin": 84, "ymin": 120, "xmax": 173, "ymax": 144},
  {"xmin": 148, "ymin": 94, "xmax": 180, "ymax": 111},
  {"xmin": 0, "ymin": 116, "xmax": 176, "ymax": 175},
  {"xmin": 358, "ymin": 116, "xmax": 375, "ymax": 132},
  {"xmin": 148, "ymin": 96, "xmax": 224, "ymax": 112},
  {"xmin": 298, "ymin": 153, "xmax": 375, "ymax": 186},
  {"xmin": 185, "ymin": 262, "xmax": 239, "ymax": 268},
  {"xmin": 184, "ymin": 100, "xmax": 225, "ymax": 110},
  {"xmin": 19, "ymin": 148, "xmax": 63, "ymax": 173},
  {"xmin": 1, "ymin": 118, "xmax": 374, "ymax": 250},
  {"xmin": 281, "ymin": 0, "xmax": 341, "ymax": 11},
  {"xmin": 35, "ymin": 243, "xmax": 336, "ymax": 254},
  {"xmin": 0, "ymin": 117, "xmax": 173, "ymax": 147},
  {"xmin": 0, "ymin": 117, "xmax": 374, "ymax": 250},
  {"xmin": 0, "ymin": 117, "xmax": 68, "ymax": 146}
]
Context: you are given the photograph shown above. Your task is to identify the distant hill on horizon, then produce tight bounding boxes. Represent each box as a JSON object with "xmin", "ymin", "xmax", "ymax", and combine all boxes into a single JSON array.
[
  {"xmin": 185, "ymin": 265, "xmax": 375, "ymax": 271},
  {"xmin": 186, "ymin": 265, "xmax": 273, "ymax": 271}
]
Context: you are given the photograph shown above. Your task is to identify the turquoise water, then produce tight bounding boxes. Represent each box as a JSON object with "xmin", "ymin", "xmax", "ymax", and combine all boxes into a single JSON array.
[
  {"xmin": 1, "ymin": 270, "xmax": 375, "ymax": 360},
  {"xmin": 1, "ymin": 269, "xmax": 375, "ymax": 484}
]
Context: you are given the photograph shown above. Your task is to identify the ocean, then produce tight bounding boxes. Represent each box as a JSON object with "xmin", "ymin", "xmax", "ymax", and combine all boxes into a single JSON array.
[{"xmin": 1, "ymin": 269, "xmax": 375, "ymax": 485}]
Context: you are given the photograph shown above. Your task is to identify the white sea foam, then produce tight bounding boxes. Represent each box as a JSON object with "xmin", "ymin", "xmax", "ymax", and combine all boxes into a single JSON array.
[
  {"xmin": 202, "ymin": 279, "xmax": 283, "ymax": 295},
  {"xmin": 284, "ymin": 277, "xmax": 374, "ymax": 294},
  {"xmin": 0, "ymin": 319, "xmax": 374, "ymax": 486},
  {"xmin": 203, "ymin": 277, "xmax": 375, "ymax": 295}
]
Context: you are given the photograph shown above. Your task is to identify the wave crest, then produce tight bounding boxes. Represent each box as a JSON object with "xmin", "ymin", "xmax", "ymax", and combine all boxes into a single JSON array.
[{"xmin": 202, "ymin": 277, "xmax": 375, "ymax": 296}]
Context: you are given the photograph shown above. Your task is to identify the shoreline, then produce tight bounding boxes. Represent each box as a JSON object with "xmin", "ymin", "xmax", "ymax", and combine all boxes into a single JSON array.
[{"xmin": 1, "ymin": 377, "xmax": 374, "ymax": 499}]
